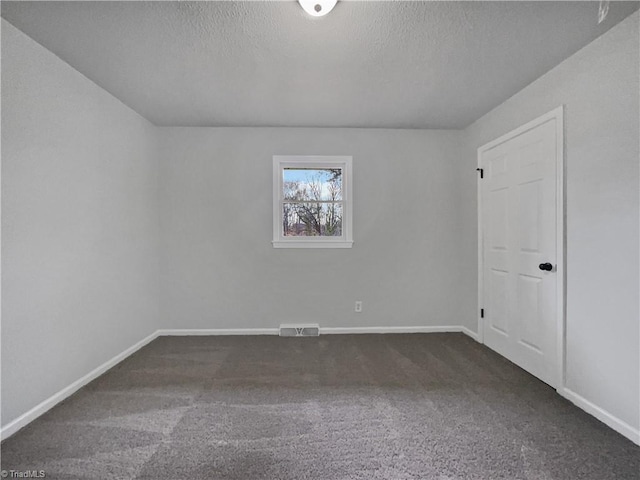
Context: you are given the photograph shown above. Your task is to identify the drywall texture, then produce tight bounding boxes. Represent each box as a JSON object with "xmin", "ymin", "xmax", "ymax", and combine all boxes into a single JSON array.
[
  {"xmin": 464, "ymin": 12, "xmax": 640, "ymax": 432},
  {"xmin": 1, "ymin": 20, "xmax": 160, "ymax": 427},
  {"xmin": 158, "ymin": 128, "xmax": 468, "ymax": 331},
  {"xmin": 2, "ymin": 1, "xmax": 638, "ymax": 128}
]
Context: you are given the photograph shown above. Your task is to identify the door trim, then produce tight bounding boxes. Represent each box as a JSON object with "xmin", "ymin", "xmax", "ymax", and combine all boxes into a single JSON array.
[{"xmin": 477, "ymin": 105, "xmax": 565, "ymax": 389}]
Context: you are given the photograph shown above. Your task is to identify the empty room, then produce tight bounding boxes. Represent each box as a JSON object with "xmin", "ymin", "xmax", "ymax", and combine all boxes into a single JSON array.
[{"xmin": 1, "ymin": 1, "xmax": 639, "ymax": 478}]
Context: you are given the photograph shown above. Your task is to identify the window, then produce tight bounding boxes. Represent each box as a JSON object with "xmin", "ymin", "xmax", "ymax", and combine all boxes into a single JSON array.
[{"xmin": 273, "ymin": 155, "xmax": 353, "ymax": 248}]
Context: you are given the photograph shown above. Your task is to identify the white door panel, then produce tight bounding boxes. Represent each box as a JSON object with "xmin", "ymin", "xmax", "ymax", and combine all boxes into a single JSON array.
[{"xmin": 480, "ymin": 114, "xmax": 561, "ymax": 388}]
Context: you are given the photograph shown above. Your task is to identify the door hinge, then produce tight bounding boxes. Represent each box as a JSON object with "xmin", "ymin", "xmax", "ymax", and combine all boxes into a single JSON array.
[
  {"xmin": 480, "ymin": 308, "xmax": 484, "ymax": 318},
  {"xmin": 476, "ymin": 168, "xmax": 484, "ymax": 179}
]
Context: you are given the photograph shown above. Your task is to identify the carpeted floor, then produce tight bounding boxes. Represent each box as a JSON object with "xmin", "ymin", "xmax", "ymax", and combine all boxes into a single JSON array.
[{"xmin": 1, "ymin": 333, "xmax": 638, "ymax": 479}]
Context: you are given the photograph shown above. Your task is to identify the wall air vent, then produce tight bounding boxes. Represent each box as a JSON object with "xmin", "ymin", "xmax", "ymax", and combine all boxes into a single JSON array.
[{"xmin": 279, "ymin": 324, "xmax": 320, "ymax": 337}]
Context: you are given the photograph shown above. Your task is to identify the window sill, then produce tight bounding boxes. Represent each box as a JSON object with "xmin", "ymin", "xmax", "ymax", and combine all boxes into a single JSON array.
[{"xmin": 272, "ymin": 240, "xmax": 353, "ymax": 249}]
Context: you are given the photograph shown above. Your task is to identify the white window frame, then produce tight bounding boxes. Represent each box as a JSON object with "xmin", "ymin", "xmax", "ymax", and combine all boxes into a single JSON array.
[{"xmin": 273, "ymin": 155, "xmax": 353, "ymax": 249}]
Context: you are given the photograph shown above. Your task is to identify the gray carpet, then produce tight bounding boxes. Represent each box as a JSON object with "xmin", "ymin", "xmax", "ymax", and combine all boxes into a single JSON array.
[{"xmin": 1, "ymin": 333, "xmax": 638, "ymax": 479}]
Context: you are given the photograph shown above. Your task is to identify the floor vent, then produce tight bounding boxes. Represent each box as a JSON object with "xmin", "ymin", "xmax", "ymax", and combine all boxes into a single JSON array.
[{"xmin": 279, "ymin": 324, "xmax": 320, "ymax": 337}]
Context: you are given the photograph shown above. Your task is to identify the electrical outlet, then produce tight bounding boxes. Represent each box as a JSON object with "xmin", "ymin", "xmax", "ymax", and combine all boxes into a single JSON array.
[{"xmin": 355, "ymin": 301, "xmax": 363, "ymax": 313}]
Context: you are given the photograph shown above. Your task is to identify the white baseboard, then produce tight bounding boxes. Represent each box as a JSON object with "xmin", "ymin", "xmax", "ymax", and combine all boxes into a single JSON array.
[
  {"xmin": 158, "ymin": 327, "xmax": 470, "ymax": 336},
  {"xmin": 158, "ymin": 326, "xmax": 472, "ymax": 336},
  {"xmin": 156, "ymin": 328, "xmax": 279, "ymax": 336},
  {"xmin": 460, "ymin": 326, "xmax": 480, "ymax": 342},
  {"xmin": 559, "ymin": 387, "xmax": 640, "ymax": 446},
  {"xmin": 320, "ymin": 325, "xmax": 469, "ymax": 335},
  {"xmin": 0, "ymin": 331, "xmax": 158, "ymax": 441}
]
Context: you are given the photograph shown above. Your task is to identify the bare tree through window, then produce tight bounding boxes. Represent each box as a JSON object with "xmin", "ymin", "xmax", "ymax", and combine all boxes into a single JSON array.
[{"xmin": 283, "ymin": 168, "xmax": 342, "ymax": 237}]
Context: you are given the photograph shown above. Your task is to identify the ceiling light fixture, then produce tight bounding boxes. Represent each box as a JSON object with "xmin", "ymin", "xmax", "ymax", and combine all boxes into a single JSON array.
[{"xmin": 298, "ymin": 0, "xmax": 337, "ymax": 17}]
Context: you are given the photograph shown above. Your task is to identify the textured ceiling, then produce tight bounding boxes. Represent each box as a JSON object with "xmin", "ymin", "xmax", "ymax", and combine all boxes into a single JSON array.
[{"xmin": 2, "ymin": 1, "xmax": 638, "ymax": 128}]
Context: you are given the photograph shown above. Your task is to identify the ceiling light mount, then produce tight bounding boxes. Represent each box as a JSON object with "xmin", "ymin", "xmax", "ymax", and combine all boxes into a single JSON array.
[{"xmin": 298, "ymin": 0, "xmax": 337, "ymax": 17}]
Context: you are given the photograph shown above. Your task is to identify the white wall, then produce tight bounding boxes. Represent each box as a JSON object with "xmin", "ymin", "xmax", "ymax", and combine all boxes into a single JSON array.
[
  {"xmin": 463, "ymin": 12, "xmax": 640, "ymax": 434},
  {"xmin": 1, "ymin": 20, "xmax": 160, "ymax": 427},
  {"xmin": 158, "ymin": 127, "xmax": 469, "ymax": 331}
]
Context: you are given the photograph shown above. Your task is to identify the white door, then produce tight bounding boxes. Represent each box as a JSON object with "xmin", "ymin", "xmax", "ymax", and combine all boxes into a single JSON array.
[{"xmin": 479, "ymin": 108, "xmax": 563, "ymax": 388}]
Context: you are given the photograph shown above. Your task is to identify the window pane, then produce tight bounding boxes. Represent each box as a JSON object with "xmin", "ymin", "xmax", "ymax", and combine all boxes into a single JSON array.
[
  {"xmin": 283, "ymin": 202, "xmax": 343, "ymax": 237},
  {"xmin": 283, "ymin": 168, "xmax": 342, "ymax": 201}
]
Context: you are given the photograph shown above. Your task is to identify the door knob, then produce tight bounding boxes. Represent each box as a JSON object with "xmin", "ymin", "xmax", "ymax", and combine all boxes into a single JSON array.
[{"xmin": 539, "ymin": 262, "xmax": 553, "ymax": 271}]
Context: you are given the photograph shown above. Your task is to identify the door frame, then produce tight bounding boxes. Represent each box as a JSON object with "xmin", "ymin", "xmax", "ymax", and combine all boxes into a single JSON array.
[{"xmin": 477, "ymin": 105, "xmax": 565, "ymax": 390}]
